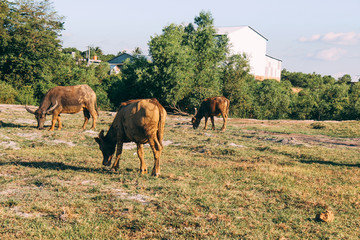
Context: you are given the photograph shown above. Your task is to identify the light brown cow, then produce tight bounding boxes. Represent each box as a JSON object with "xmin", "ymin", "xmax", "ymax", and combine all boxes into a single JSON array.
[
  {"xmin": 191, "ymin": 96, "xmax": 230, "ymax": 132},
  {"xmin": 25, "ymin": 85, "xmax": 98, "ymax": 131},
  {"xmin": 95, "ymin": 98, "xmax": 167, "ymax": 176}
]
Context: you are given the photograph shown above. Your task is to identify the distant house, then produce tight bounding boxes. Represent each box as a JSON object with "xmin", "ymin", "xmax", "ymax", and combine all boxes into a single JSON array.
[
  {"xmin": 88, "ymin": 55, "xmax": 101, "ymax": 66},
  {"xmin": 108, "ymin": 53, "xmax": 134, "ymax": 74},
  {"xmin": 216, "ymin": 26, "xmax": 282, "ymax": 81}
]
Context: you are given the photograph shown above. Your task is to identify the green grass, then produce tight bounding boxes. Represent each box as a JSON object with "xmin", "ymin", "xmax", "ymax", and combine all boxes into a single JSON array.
[{"xmin": 0, "ymin": 105, "xmax": 359, "ymax": 239}]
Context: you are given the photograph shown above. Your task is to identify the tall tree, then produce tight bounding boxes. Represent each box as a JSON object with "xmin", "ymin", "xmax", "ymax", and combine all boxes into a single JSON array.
[
  {"xmin": 147, "ymin": 11, "xmax": 229, "ymax": 110},
  {"xmin": 149, "ymin": 24, "xmax": 194, "ymax": 108},
  {"xmin": 188, "ymin": 11, "xmax": 229, "ymax": 106},
  {"xmin": 221, "ymin": 53, "xmax": 253, "ymax": 117},
  {"xmin": 0, "ymin": 0, "xmax": 64, "ymax": 89}
]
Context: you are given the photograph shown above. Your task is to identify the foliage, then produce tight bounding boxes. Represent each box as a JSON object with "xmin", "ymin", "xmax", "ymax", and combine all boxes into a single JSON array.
[
  {"xmin": 221, "ymin": 54, "xmax": 254, "ymax": 117},
  {"xmin": 0, "ymin": 1, "xmax": 359, "ymax": 120},
  {"xmin": 146, "ymin": 11, "xmax": 229, "ymax": 111},
  {"xmin": 16, "ymin": 85, "xmax": 36, "ymax": 105},
  {"xmin": 0, "ymin": 81, "xmax": 17, "ymax": 104},
  {"xmin": 252, "ymin": 80, "xmax": 293, "ymax": 119},
  {"xmin": 347, "ymin": 83, "xmax": 360, "ymax": 119},
  {"xmin": 0, "ymin": 0, "xmax": 64, "ymax": 89}
]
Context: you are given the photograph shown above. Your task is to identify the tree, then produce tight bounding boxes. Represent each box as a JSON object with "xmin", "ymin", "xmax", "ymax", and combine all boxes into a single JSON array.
[
  {"xmin": 337, "ymin": 74, "xmax": 352, "ymax": 84},
  {"xmin": 347, "ymin": 83, "xmax": 360, "ymax": 119},
  {"xmin": 149, "ymin": 24, "xmax": 194, "ymax": 108},
  {"xmin": 252, "ymin": 80, "xmax": 293, "ymax": 119},
  {"xmin": 132, "ymin": 47, "xmax": 142, "ymax": 56},
  {"xmin": 146, "ymin": 11, "xmax": 229, "ymax": 111},
  {"xmin": 188, "ymin": 11, "xmax": 229, "ymax": 107},
  {"xmin": 0, "ymin": 0, "xmax": 64, "ymax": 89},
  {"xmin": 221, "ymin": 53, "xmax": 254, "ymax": 117}
]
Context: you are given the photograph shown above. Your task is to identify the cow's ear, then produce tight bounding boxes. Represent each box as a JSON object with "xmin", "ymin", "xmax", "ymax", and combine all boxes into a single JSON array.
[
  {"xmin": 99, "ymin": 130, "xmax": 105, "ymax": 139},
  {"xmin": 94, "ymin": 137, "xmax": 101, "ymax": 144}
]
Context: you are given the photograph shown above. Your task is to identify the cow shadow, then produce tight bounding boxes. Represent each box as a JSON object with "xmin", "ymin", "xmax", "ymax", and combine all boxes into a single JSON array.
[
  {"xmin": 299, "ymin": 159, "xmax": 360, "ymax": 168},
  {"xmin": 257, "ymin": 146, "xmax": 360, "ymax": 168},
  {"xmin": 0, "ymin": 161, "xmax": 110, "ymax": 174},
  {"xmin": 0, "ymin": 121, "xmax": 35, "ymax": 129}
]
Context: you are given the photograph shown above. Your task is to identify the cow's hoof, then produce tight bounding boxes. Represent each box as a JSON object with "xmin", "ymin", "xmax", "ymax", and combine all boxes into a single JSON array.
[
  {"xmin": 151, "ymin": 171, "xmax": 160, "ymax": 177},
  {"xmin": 110, "ymin": 167, "xmax": 118, "ymax": 172},
  {"xmin": 140, "ymin": 169, "xmax": 148, "ymax": 174}
]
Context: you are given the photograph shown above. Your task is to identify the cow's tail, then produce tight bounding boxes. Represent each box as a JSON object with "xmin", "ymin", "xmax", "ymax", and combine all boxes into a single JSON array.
[
  {"xmin": 151, "ymin": 99, "xmax": 166, "ymax": 148},
  {"xmin": 226, "ymin": 99, "xmax": 230, "ymax": 117},
  {"xmin": 95, "ymin": 101, "xmax": 99, "ymax": 117}
]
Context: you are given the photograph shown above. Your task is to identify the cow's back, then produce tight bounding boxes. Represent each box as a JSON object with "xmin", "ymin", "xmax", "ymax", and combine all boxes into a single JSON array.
[
  {"xmin": 115, "ymin": 99, "xmax": 164, "ymax": 143},
  {"xmin": 201, "ymin": 96, "xmax": 228, "ymax": 116},
  {"xmin": 45, "ymin": 85, "xmax": 96, "ymax": 113}
]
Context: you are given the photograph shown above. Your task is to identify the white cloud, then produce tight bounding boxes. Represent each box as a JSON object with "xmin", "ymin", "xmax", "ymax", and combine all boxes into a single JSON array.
[
  {"xmin": 299, "ymin": 32, "xmax": 360, "ymax": 45},
  {"xmin": 323, "ymin": 32, "xmax": 360, "ymax": 45},
  {"xmin": 299, "ymin": 34, "xmax": 321, "ymax": 42},
  {"xmin": 313, "ymin": 48, "xmax": 347, "ymax": 61}
]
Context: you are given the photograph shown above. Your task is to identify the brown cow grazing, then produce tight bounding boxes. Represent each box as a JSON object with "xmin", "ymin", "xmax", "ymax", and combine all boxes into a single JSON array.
[
  {"xmin": 95, "ymin": 98, "xmax": 167, "ymax": 177},
  {"xmin": 25, "ymin": 84, "xmax": 98, "ymax": 131},
  {"xmin": 191, "ymin": 96, "xmax": 230, "ymax": 132}
]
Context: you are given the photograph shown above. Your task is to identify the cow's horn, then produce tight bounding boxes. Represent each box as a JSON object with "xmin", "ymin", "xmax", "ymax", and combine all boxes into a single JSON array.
[
  {"xmin": 46, "ymin": 101, "xmax": 58, "ymax": 114},
  {"xmin": 25, "ymin": 105, "xmax": 36, "ymax": 114},
  {"xmin": 194, "ymin": 108, "xmax": 198, "ymax": 116}
]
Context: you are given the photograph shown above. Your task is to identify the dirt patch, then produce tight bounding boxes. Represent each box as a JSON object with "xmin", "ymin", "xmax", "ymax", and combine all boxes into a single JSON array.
[
  {"xmin": 257, "ymin": 131, "xmax": 360, "ymax": 148},
  {"xmin": 239, "ymin": 126, "xmax": 360, "ymax": 148},
  {"xmin": 16, "ymin": 132, "xmax": 41, "ymax": 140},
  {"xmin": 50, "ymin": 139, "xmax": 76, "ymax": 147},
  {"xmin": 0, "ymin": 141, "xmax": 20, "ymax": 149},
  {"xmin": 84, "ymin": 130, "xmax": 98, "ymax": 137},
  {"xmin": 11, "ymin": 206, "xmax": 46, "ymax": 218},
  {"xmin": 109, "ymin": 188, "xmax": 152, "ymax": 204}
]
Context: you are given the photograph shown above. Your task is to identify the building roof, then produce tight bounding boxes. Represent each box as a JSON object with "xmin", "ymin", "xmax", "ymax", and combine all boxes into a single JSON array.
[
  {"xmin": 108, "ymin": 53, "xmax": 134, "ymax": 64},
  {"xmin": 215, "ymin": 26, "xmax": 268, "ymax": 41},
  {"xmin": 266, "ymin": 54, "xmax": 282, "ymax": 62}
]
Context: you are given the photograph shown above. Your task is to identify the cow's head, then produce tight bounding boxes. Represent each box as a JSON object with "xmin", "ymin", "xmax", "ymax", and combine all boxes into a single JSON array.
[
  {"xmin": 191, "ymin": 108, "xmax": 201, "ymax": 129},
  {"xmin": 191, "ymin": 116, "xmax": 201, "ymax": 129},
  {"xmin": 25, "ymin": 101, "xmax": 58, "ymax": 130},
  {"xmin": 95, "ymin": 130, "xmax": 115, "ymax": 166}
]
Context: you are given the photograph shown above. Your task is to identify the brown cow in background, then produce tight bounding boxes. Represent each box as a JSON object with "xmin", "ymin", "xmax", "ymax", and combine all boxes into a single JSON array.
[
  {"xmin": 191, "ymin": 96, "xmax": 230, "ymax": 132},
  {"xmin": 25, "ymin": 84, "xmax": 98, "ymax": 131},
  {"xmin": 95, "ymin": 98, "xmax": 166, "ymax": 177}
]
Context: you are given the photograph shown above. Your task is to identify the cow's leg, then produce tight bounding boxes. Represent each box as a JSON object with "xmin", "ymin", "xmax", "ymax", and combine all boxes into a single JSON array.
[
  {"xmin": 57, "ymin": 116, "xmax": 62, "ymax": 130},
  {"xmin": 204, "ymin": 116, "xmax": 209, "ymax": 129},
  {"xmin": 87, "ymin": 107, "xmax": 98, "ymax": 130},
  {"xmin": 82, "ymin": 109, "xmax": 90, "ymax": 130},
  {"xmin": 111, "ymin": 141, "xmax": 123, "ymax": 171},
  {"xmin": 49, "ymin": 113, "xmax": 59, "ymax": 131},
  {"xmin": 149, "ymin": 137, "xmax": 162, "ymax": 177},
  {"xmin": 137, "ymin": 143, "xmax": 147, "ymax": 174},
  {"xmin": 210, "ymin": 116, "xmax": 215, "ymax": 130},
  {"xmin": 220, "ymin": 111, "xmax": 227, "ymax": 132}
]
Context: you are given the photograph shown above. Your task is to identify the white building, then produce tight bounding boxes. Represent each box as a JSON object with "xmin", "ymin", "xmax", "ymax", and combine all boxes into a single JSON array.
[{"xmin": 216, "ymin": 26, "xmax": 282, "ymax": 81}]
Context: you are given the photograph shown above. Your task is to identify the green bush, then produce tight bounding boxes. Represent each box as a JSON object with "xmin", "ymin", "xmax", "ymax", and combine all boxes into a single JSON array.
[
  {"xmin": 0, "ymin": 81, "xmax": 17, "ymax": 104},
  {"xmin": 16, "ymin": 86, "xmax": 37, "ymax": 105}
]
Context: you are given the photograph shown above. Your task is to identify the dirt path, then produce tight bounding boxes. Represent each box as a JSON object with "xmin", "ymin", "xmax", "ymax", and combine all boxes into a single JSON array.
[{"xmin": 243, "ymin": 129, "xmax": 360, "ymax": 148}]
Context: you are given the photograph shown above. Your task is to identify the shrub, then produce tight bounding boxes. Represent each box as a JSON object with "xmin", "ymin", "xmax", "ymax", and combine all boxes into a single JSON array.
[
  {"xmin": 16, "ymin": 85, "xmax": 37, "ymax": 105},
  {"xmin": 0, "ymin": 81, "xmax": 17, "ymax": 104},
  {"xmin": 310, "ymin": 122, "xmax": 326, "ymax": 129}
]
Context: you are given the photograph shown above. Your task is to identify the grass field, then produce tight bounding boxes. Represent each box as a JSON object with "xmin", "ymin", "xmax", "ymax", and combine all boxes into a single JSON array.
[{"xmin": 0, "ymin": 104, "xmax": 359, "ymax": 239}]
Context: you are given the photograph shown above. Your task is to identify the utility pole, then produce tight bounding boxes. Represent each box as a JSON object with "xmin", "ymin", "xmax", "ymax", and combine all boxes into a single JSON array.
[{"xmin": 88, "ymin": 46, "xmax": 91, "ymax": 65}]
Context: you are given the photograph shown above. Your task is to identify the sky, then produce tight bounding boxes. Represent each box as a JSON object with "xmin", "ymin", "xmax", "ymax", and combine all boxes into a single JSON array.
[{"xmin": 52, "ymin": 0, "xmax": 360, "ymax": 80}]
